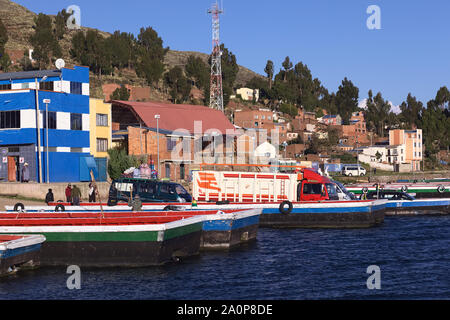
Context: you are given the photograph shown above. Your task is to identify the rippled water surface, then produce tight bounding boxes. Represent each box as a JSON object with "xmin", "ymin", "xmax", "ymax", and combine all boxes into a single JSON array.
[{"xmin": 0, "ymin": 216, "xmax": 449, "ymax": 300}]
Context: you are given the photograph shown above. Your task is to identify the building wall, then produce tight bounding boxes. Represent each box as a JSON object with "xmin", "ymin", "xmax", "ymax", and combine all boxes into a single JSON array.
[
  {"xmin": 0, "ymin": 66, "xmax": 93, "ymax": 182},
  {"xmin": 236, "ymin": 88, "xmax": 259, "ymax": 101},
  {"xmin": 234, "ymin": 109, "xmax": 273, "ymax": 129},
  {"xmin": 389, "ymin": 129, "xmax": 423, "ymax": 171},
  {"xmin": 89, "ymin": 99, "xmax": 112, "ymax": 159}
]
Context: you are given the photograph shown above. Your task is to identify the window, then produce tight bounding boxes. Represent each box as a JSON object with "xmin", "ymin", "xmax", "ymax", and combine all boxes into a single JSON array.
[
  {"xmin": 0, "ymin": 84, "xmax": 11, "ymax": 90},
  {"xmin": 167, "ymin": 138, "xmax": 177, "ymax": 151},
  {"xmin": 96, "ymin": 138, "xmax": 108, "ymax": 152},
  {"xmin": 303, "ymin": 183, "xmax": 323, "ymax": 195},
  {"xmin": 268, "ymin": 116, "xmax": 271, "ymax": 120},
  {"xmin": 21, "ymin": 83, "xmax": 30, "ymax": 89},
  {"xmin": 96, "ymin": 114, "xmax": 108, "ymax": 127},
  {"xmin": 42, "ymin": 111, "xmax": 57, "ymax": 129},
  {"xmin": 0, "ymin": 111, "xmax": 20, "ymax": 129},
  {"xmin": 70, "ymin": 82, "xmax": 82, "ymax": 95},
  {"xmin": 255, "ymin": 115, "xmax": 259, "ymax": 119},
  {"xmin": 71, "ymin": 113, "xmax": 82, "ymax": 130},
  {"xmin": 40, "ymin": 81, "xmax": 54, "ymax": 91},
  {"xmin": 180, "ymin": 164, "xmax": 185, "ymax": 180}
]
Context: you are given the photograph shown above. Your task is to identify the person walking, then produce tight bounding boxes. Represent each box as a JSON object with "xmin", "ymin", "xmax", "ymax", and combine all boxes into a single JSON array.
[
  {"xmin": 88, "ymin": 183, "xmax": 96, "ymax": 203},
  {"xmin": 65, "ymin": 184, "xmax": 72, "ymax": 203},
  {"xmin": 45, "ymin": 189, "xmax": 54, "ymax": 205},
  {"xmin": 72, "ymin": 185, "xmax": 81, "ymax": 206}
]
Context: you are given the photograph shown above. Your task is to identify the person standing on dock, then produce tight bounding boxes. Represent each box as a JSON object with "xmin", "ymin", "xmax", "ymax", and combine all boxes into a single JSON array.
[
  {"xmin": 72, "ymin": 185, "xmax": 81, "ymax": 206},
  {"xmin": 88, "ymin": 183, "xmax": 96, "ymax": 203},
  {"xmin": 45, "ymin": 189, "xmax": 54, "ymax": 205},
  {"xmin": 65, "ymin": 184, "xmax": 72, "ymax": 203},
  {"xmin": 21, "ymin": 163, "xmax": 30, "ymax": 183}
]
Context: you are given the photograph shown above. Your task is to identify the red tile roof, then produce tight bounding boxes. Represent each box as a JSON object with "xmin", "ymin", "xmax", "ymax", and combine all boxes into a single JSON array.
[{"xmin": 112, "ymin": 100, "xmax": 236, "ymax": 135}]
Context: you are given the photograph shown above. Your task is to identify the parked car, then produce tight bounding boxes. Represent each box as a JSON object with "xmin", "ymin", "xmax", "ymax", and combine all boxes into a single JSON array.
[
  {"xmin": 341, "ymin": 165, "xmax": 367, "ymax": 177},
  {"xmin": 107, "ymin": 178, "xmax": 192, "ymax": 205},
  {"xmin": 361, "ymin": 191, "xmax": 415, "ymax": 201}
]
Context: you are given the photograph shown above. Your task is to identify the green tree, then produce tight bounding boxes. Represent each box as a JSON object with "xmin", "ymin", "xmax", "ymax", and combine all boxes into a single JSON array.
[
  {"xmin": 185, "ymin": 55, "xmax": 209, "ymax": 89},
  {"xmin": 107, "ymin": 148, "xmax": 140, "ymax": 180},
  {"xmin": 219, "ymin": 44, "xmax": 239, "ymax": 107},
  {"xmin": 279, "ymin": 103, "xmax": 298, "ymax": 117},
  {"xmin": 335, "ymin": 77, "xmax": 359, "ymax": 124},
  {"xmin": 54, "ymin": 9, "xmax": 71, "ymax": 40},
  {"xmin": 164, "ymin": 66, "xmax": 192, "ymax": 104},
  {"xmin": 399, "ymin": 93, "xmax": 423, "ymax": 129},
  {"xmin": 29, "ymin": 13, "xmax": 62, "ymax": 69},
  {"xmin": 135, "ymin": 27, "xmax": 168, "ymax": 85},
  {"xmin": 70, "ymin": 30, "xmax": 112, "ymax": 76},
  {"xmin": 110, "ymin": 85, "xmax": 130, "ymax": 101},
  {"xmin": 422, "ymin": 87, "xmax": 450, "ymax": 154},
  {"xmin": 264, "ymin": 60, "xmax": 274, "ymax": 89},
  {"xmin": 365, "ymin": 90, "xmax": 391, "ymax": 137},
  {"xmin": 281, "ymin": 56, "xmax": 293, "ymax": 81},
  {"xmin": 19, "ymin": 50, "xmax": 34, "ymax": 71}
]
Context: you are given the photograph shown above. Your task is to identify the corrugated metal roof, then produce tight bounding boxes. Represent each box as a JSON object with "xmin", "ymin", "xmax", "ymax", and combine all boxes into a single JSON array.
[
  {"xmin": 0, "ymin": 70, "xmax": 61, "ymax": 81},
  {"xmin": 112, "ymin": 100, "xmax": 237, "ymax": 135}
]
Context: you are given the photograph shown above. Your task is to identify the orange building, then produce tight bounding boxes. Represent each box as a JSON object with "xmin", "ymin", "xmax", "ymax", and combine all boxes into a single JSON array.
[
  {"xmin": 234, "ymin": 109, "xmax": 274, "ymax": 129},
  {"xmin": 389, "ymin": 129, "xmax": 423, "ymax": 171}
]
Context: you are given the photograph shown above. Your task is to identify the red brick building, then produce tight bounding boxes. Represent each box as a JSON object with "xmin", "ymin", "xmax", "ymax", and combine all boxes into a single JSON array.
[{"xmin": 111, "ymin": 101, "xmax": 237, "ymax": 181}]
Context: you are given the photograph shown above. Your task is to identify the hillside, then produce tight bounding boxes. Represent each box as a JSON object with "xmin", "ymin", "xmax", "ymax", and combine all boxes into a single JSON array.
[{"xmin": 0, "ymin": 0, "xmax": 264, "ymax": 99}]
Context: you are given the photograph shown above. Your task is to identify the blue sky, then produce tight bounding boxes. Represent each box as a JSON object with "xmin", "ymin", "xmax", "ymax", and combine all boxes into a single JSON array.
[{"xmin": 13, "ymin": 0, "xmax": 450, "ymax": 107}]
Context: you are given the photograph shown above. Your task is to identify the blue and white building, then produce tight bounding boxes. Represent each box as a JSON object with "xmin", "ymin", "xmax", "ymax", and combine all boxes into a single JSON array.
[{"xmin": 0, "ymin": 66, "xmax": 97, "ymax": 183}]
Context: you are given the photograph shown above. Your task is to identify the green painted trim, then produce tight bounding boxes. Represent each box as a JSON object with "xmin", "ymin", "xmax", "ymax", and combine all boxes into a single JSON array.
[
  {"xmin": 164, "ymin": 222, "xmax": 203, "ymax": 241},
  {"xmin": 0, "ymin": 222, "xmax": 203, "ymax": 242}
]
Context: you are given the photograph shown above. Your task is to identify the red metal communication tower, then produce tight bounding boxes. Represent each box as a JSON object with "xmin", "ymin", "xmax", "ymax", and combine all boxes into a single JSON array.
[{"xmin": 207, "ymin": 2, "xmax": 224, "ymax": 113}]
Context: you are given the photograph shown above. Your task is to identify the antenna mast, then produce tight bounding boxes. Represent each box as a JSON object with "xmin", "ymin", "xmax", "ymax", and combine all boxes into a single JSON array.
[{"xmin": 207, "ymin": 1, "xmax": 224, "ymax": 113}]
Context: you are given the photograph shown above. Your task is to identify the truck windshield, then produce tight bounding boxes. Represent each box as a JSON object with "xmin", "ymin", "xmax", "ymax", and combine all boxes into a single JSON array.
[{"xmin": 326, "ymin": 184, "xmax": 338, "ymax": 197}]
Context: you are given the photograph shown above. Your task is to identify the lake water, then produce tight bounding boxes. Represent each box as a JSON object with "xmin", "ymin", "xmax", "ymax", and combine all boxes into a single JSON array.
[{"xmin": 0, "ymin": 216, "xmax": 449, "ymax": 300}]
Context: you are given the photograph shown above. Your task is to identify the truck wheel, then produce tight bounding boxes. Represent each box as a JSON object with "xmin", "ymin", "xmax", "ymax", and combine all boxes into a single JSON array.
[
  {"xmin": 279, "ymin": 201, "xmax": 293, "ymax": 214},
  {"xmin": 14, "ymin": 203, "xmax": 25, "ymax": 212}
]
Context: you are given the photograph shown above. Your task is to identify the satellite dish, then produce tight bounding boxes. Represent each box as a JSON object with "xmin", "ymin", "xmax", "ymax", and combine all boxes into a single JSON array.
[{"xmin": 55, "ymin": 59, "xmax": 65, "ymax": 70}]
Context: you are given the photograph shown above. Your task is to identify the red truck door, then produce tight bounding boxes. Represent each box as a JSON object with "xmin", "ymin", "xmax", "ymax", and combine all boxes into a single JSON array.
[{"xmin": 300, "ymin": 182, "xmax": 328, "ymax": 201}]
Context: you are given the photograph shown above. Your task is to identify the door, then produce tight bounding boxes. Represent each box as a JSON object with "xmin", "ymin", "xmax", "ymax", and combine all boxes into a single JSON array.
[
  {"xmin": 7, "ymin": 157, "xmax": 17, "ymax": 182},
  {"xmin": 301, "ymin": 182, "xmax": 325, "ymax": 201}
]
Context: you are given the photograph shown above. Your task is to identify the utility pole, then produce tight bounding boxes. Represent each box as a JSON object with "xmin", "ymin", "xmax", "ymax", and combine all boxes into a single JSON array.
[
  {"xmin": 35, "ymin": 78, "xmax": 42, "ymax": 183},
  {"xmin": 208, "ymin": 1, "xmax": 224, "ymax": 113},
  {"xmin": 155, "ymin": 115, "xmax": 160, "ymax": 179},
  {"xmin": 43, "ymin": 99, "xmax": 51, "ymax": 183}
]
